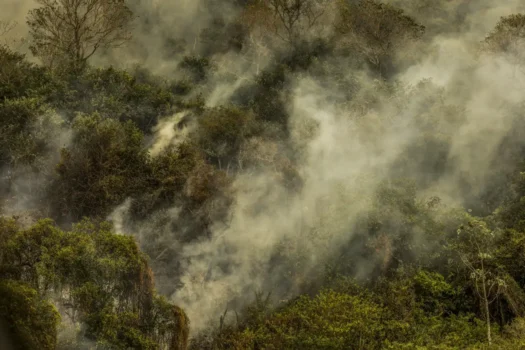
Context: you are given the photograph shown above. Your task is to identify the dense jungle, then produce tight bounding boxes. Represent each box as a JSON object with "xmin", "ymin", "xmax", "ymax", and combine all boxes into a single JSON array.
[{"xmin": 2, "ymin": 0, "xmax": 525, "ymax": 348}]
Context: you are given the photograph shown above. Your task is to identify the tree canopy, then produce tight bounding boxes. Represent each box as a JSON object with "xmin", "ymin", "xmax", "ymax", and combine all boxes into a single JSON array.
[
  {"xmin": 27, "ymin": 0, "xmax": 134, "ymax": 71},
  {"xmin": 2, "ymin": 1, "xmax": 525, "ymax": 348}
]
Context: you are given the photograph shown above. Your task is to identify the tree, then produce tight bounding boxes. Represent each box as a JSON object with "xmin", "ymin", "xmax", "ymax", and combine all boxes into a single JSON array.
[
  {"xmin": 268, "ymin": 0, "xmax": 328, "ymax": 45},
  {"xmin": 0, "ymin": 280, "xmax": 60, "ymax": 350},
  {"xmin": 207, "ymin": 289, "xmax": 392, "ymax": 349},
  {"xmin": 0, "ymin": 45, "xmax": 60, "ymax": 101},
  {"xmin": 0, "ymin": 217, "xmax": 189, "ymax": 349},
  {"xmin": 454, "ymin": 218, "xmax": 507, "ymax": 346},
  {"xmin": 195, "ymin": 105, "xmax": 255, "ymax": 168},
  {"xmin": 483, "ymin": 14, "xmax": 525, "ymax": 75},
  {"xmin": 0, "ymin": 98, "xmax": 61, "ymax": 171},
  {"xmin": 199, "ymin": 282, "xmax": 487, "ymax": 349},
  {"xmin": 27, "ymin": 0, "xmax": 134, "ymax": 71},
  {"xmin": 335, "ymin": 0, "xmax": 425, "ymax": 78},
  {"xmin": 0, "ymin": 21, "xmax": 27, "ymax": 50},
  {"xmin": 0, "ymin": 98, "xmax": 63, "ymax": 214},
  {"xmin": 0, "ymin": 20, "xmax": 16, "ymax": 37},
  {"xmin": 58, "ymin": 66, "xmax": 175, "ymax": 130},
  {"xmin": 484, "ymin": 14, "xmax": 525, "ymax": 55},
  {"xmin": 51, "ymin": 113, "xmax": 149, "ymax": 221},
  {"xmin": 243, "ymin": 0, "xmax": 329, "ymax": 47}
]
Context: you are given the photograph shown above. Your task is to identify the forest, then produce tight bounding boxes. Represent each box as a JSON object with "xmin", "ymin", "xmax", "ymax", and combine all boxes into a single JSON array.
[{"xmin": 1, "ymin": 0, "xmax": 525, "ymax": 349}]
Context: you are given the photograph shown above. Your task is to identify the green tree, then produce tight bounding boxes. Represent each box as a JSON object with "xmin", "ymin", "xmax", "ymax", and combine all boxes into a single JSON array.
[
  {"xmin": 454, "ymin": 218, "xmax": 507, "ymax": 345},
  {"xmin": 0, "ymin": 217, "xmax": 189, "ymax": 349},
  {"xmin": 0, "ymin": 280, "xmax": 60, "ymax": 350},
  {"xmin": 211, "ymin": 290, "xmax": 392, "ymax": 350},
  {"xmin": 195, "ymin": 105, "xmax": 255, "ymax": 169},
  {"xmin": 58, "ymin": 66, "xmax": 175, "ymax": 130},
  {"xmin": 51, "ymin": 113, "xmax": 148, "ymax": 221},
  {"xmin": 0, "ymin": 45, "xmax": 62, "ymax": 101},
  {"xmin": 0, "ymin": 98, "xmax": 62, "ymax": 170}
]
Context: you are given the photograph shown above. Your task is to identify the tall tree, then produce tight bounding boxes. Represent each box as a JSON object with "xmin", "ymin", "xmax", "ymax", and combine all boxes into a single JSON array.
[
  {"xmin": 454, "ymin": 218, "xmax": 507, "ymax": 346},
  {"xmin": 0, "ymin": 217, "xmax": 189, "ymax": 349},
  {"xmin": 26, "ymin": 0, "xmax": 134, "ymax": 71},
  {"xmin": 51, "ymin": 113, "xmax": 149, "ymax": 221},
  {"xmin": 244, "ymin": 0, "xmax": 329, "ymax": 47},
  {"xmin": 335, "ymin": 0, "xmax": 424, "ymax": 78}
]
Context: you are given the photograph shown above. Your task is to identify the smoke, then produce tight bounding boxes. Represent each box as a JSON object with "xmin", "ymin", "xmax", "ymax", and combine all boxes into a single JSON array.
[
  {"xmin": 149, "ymin": 112, "xmax": 195, "ymax": 156},
  {"xmin": 170, "ymin": 75, "xmax": 416, "ymax": 332},
  {"xmin": 134, "ymin": 1, "xmax": 525, "ymax": 335},
  {"xmin": 0, "ymin": 108, "xmax": 70, "ymax": 224},
  {"xmin": 5, "ymin": 0, "xmax": 525, "ymax": 340},
  {"xmin": 90, "ymin": 0, "xmax": 246, "ymax": 76},
  {"xmin": 385, "ymin": 0, "xmax": 525, "ymax": 38}
]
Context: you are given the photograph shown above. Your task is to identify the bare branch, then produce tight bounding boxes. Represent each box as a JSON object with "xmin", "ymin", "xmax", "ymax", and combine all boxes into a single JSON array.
[
  {"xmin": 27, "ymin": 0, "xmax": 134, "ymax": 71},
  {"xmin": 0, "ymin": 20, "xmax": 17, "ymax": 37}
]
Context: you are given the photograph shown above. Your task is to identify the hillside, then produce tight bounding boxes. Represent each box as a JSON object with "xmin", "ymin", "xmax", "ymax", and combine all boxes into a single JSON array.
[{"xmin": 1, "ymin": 0, "xmax": 525, "ymax": 348}]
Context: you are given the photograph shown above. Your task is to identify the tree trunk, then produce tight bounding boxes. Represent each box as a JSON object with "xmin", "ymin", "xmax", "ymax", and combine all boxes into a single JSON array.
[{"xmin": 481, "ymin": 261, "xmax": 492, "ymax": 345}]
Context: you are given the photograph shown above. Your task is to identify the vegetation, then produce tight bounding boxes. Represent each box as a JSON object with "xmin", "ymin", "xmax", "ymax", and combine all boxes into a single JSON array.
[
  {"xmin": 27, "ymin": 0, "xmax": 134, "ymax": 72},
  {"xmin": 2, "ymin": 0, "xmax": 525, "ymax": 348}
]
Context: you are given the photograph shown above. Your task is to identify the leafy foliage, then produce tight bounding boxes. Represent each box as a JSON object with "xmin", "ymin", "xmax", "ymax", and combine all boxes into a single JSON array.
[
  {"xmin": 0, "ymin": 218, "xmax": 189, "ymax": 349},
  {"xmin": 0, "ymin": 280, "xmax": 60, "ymax": 350},
  {"xmin": 484, "ymin": 14, "xmax": 525, "ymax": 55},
  {"xmin": 336, "ymin": 0, "xmax": 425, "ymax": 77},
  {"xmin": 0, "ymin": 97, "xmax": 62, "ymax": 170},
  {"xmin": 51, "ymin": 113, "xmax": 149, "ymax": 221},
  {"xmin": 2, "ymin": 1, "xmax": 525, "ymax": 348}
]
